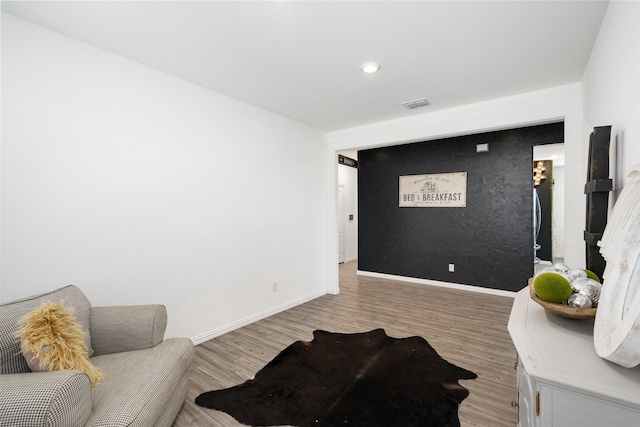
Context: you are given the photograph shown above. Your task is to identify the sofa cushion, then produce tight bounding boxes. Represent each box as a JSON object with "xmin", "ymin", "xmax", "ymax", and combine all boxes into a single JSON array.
[
  {"xmin": 88, "ymin": 337, "xmax": 194, "ymax": 427},
  {"xmin": 18, "ymin": 301, "xmax": 104, "ymax": 389},
  {"xmin": 1, "ymin": 285, "xmax": 93, "ymax": 374}
]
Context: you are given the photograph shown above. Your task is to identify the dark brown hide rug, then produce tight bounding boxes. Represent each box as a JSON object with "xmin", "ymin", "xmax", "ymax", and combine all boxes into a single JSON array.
[{"xmin": 195, "ymin": 329, "xmax": 477, "ymax": 427}]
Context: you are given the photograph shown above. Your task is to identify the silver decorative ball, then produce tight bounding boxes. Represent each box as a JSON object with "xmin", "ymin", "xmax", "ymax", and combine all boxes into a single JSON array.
[
  {"xmin": 571, "ymin": 277, "xmax": 602, "ymax": 306},
  {"xmin": 568, "ymin": 293, "xmax": 593, "ymax": 308},
  {"xmin": 566, "ymin": 268, "xmax": 588, "ymax": 283}
]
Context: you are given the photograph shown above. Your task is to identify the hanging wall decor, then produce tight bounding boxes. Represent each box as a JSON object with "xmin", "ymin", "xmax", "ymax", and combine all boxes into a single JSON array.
[
  {"xmin": 399, "ymin": 172, "xmax": 467, "ymax": 208},
  {"xmin": 584, "ymin": 126, "xmax": 613, "ymax": 279}
]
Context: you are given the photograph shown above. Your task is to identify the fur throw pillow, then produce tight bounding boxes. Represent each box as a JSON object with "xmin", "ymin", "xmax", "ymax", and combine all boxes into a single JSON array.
[{"xmin": 17, "ymin": 300, "xmax": 104, "ymax": 389}]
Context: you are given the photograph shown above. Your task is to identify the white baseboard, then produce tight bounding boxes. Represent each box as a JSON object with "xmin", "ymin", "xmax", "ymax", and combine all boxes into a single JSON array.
[
  {"xmin": 356, "ymin": 270, "xmax": 516, "ymax": 298},
  {"xmin": 190, "ymin": 290, "xmax": 327, "ymax": 345}
]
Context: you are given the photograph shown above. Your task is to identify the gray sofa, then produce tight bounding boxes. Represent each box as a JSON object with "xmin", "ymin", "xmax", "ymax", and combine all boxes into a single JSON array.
[{"xmin": 0, "ymin": 285, "xmax": 195, "ymax": 427}]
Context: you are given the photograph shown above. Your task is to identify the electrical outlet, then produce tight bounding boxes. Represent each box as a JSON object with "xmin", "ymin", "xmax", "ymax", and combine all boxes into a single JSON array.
[
  {"xmin": 449, "ymin": 264, "xmax": 455, "ymax": 273},
  {"xmin": 273, "ymin": 282, "xmax": 278, "ymax": 292}
]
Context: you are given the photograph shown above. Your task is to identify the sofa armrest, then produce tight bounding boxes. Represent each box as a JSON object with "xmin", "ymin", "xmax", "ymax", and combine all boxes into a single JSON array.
[
  {"xmin": 0, "ymin": 371, "xmax": 92, "ymax": 426},
  {"xmin": 90, "ymin": 305, "xmax": 167, "ymax": 356}
]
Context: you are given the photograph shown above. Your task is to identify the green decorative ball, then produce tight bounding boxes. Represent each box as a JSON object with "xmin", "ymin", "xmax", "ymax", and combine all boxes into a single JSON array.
[
  {"xmin": 583, "ymin": 269, "xmax": 601, "ymax": 283},
  {"xmin": 533, "ymin": 272, "xmax": 573, "ymax": 304}
]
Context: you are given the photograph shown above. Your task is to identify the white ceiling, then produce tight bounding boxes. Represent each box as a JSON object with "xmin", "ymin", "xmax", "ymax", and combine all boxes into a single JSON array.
[{"xmin": 2, "ymin": 1, "xmax": 609, "ymax": 132}]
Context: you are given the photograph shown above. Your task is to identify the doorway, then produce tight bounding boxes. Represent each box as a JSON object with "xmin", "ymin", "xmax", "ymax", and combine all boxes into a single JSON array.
[
  {"xmin": 337, "ymin": 151, "xmax": 359, "ymax": 265},
  {"xmin": 338, "ymin": 185, "xmax": 345, "ymax": 263},
  {"xmin": 533, "ymin": 143, "xmax": 565, "ymax": 264}
]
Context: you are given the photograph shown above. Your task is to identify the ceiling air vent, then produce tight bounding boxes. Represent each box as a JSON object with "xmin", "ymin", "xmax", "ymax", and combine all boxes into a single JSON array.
[{"xmin": 402, "ymin": 98, "xmax": 429, "ymax": 109}]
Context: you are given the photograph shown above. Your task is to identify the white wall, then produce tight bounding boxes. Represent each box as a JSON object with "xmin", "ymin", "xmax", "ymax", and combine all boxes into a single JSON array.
[
  {"xmin": 552, "ymin": 166, "xmax": 566, "ymax": 260},
  {"xmin": 338, "ymin": 164, "xmax": 358, "ymax": 262},
  {"xmin": 1, "ymin": 14, "xmax": 328, "ymax": 342},
  {"xmin": 582, "ymin": 1, "xmax": 640, "ymax": 193},
  {"xmin": 327, "ymin": 83, "xmax": 585, "ymax": 293}
]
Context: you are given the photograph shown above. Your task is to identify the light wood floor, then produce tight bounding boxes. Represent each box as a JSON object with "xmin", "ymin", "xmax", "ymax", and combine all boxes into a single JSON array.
[{"xmin": 173, "ymin": 261, "xmax": 518, "ymax": 427}]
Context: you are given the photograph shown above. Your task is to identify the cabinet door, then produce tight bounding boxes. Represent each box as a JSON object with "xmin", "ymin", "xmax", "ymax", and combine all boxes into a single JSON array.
[
  {"xmin": 517, "ymin": 363, "xmax": 538, "ymax": 427},
  {"xmin": 545, "ymin": 386, "xmax": 640, "ymax": 426}
]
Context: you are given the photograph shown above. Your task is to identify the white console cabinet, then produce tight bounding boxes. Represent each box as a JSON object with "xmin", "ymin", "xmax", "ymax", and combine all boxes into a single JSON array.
[{"xmin": 508, "ymin": 288, "xmax": 640, "ymax": 427}]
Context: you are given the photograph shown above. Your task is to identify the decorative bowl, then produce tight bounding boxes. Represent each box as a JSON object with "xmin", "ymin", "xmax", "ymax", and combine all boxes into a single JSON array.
[{"xmin": 528, "ymin": 278, "xmax": 597, "ymax": 319}]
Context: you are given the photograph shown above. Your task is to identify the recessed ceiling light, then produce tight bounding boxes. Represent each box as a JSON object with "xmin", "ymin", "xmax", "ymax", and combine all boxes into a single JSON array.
[{"xmin": 361, "ymin": 62, "xmax": 381, "ymax": 74}]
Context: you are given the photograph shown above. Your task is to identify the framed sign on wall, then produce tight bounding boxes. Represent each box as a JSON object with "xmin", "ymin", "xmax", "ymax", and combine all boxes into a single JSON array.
[{"xmin": 399, "ymin": 172, "xmax": 467, "ymax": 208}]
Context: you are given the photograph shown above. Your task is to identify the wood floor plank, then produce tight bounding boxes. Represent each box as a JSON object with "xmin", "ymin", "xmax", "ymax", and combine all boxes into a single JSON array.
[{"xmin": 172, "ymin": 261, "xmax": 518, "ymax": 426}]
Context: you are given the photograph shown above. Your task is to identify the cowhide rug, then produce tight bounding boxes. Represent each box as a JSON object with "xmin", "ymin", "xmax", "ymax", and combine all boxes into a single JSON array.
[{"xmin": 196, "ymin": 328, "xmax": 477, "ymax": 427}]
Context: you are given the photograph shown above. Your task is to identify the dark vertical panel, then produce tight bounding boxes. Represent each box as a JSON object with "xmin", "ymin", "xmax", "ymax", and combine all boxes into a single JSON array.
[
  {"xmin": 358, "ymin": 122, "xmax": 564, "ymax": 292},
  {"xmin": 584, "ymin": 126, "xmax": 612, "ymax": 279}
]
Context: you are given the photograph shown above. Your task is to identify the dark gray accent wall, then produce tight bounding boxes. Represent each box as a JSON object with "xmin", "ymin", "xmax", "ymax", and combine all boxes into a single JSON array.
[{"xmin": 358, "ymin": 123, "xmax": 564, "ymax": 292}]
